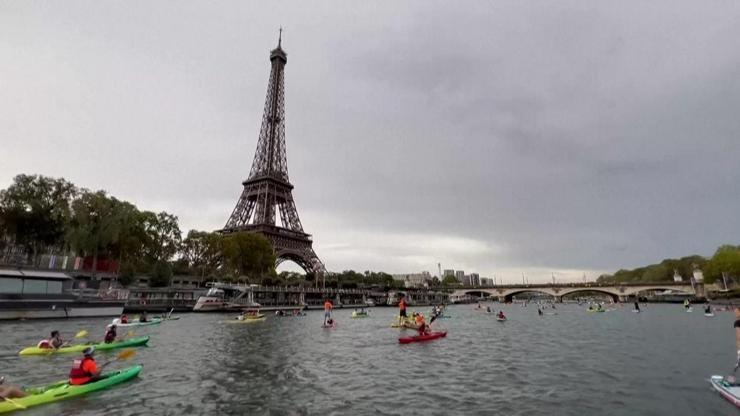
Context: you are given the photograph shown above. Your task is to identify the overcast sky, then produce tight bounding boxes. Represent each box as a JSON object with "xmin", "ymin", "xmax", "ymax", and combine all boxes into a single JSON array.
[{"xmin": 2, "ymin": 1, "xmax": 739, "ymax": 282}]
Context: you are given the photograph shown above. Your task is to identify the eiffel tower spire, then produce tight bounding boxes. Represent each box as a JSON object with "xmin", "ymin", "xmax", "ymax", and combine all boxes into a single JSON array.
[{"xmin": 221, "ymin": 36, "xmax": 325, "ymax": 276}]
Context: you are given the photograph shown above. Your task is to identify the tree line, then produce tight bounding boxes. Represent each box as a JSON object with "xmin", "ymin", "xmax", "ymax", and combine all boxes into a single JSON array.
[
  {"xmin": 0, "ymin": 174, "xmax": 275, "ymax": 286},
  {"xmin": 596, "ymin": 245, "xmax": 740, "ymax": 285}
]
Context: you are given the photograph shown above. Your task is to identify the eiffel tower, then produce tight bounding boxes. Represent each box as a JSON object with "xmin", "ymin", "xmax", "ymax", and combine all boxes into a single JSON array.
[{"xmin": 221, "ymin": 33, "xmax": 325, "ymax": 276}]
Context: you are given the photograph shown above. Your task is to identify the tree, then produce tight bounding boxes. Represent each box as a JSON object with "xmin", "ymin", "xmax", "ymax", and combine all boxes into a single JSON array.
[
  {"xmin": 140, "ymin": 211, "xmax": 181, "ymax": 264},
  {"xmin": 0, "ymin": 174, "xmax": 77, "ymax": 263},
  {"xmin": 442, "ymin": 275, "xmax": 459, "ymax": 286},
  {"xmin": 149, "ymin": 260, "xmax": 172, "ymax": 287},
  {"xmin": 181, "ymin": 230, "xmax": 222, "ymax": 278},
  {"xmin": 67, "ymin": 190, "xmax": 125, "ymax": 276},
  {"xmin": 704, "ymin": 245, "xmax": 740, "ymax": 284},
  {"xmin": 221, "ymin": 232, "xmax": 276, "ymax": 281}
]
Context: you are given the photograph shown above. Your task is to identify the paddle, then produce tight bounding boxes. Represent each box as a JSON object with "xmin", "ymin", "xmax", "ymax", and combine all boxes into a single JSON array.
[
  {"xmin": 99, "ymin": 349, "xmax": 136, "ymax": 371},
  {"xmin": 1, "ymin": 397, "xmax": 26, "ymax": 410},
  {"xmin": 167, "ymin": 308, "xmax": 174, "ymax": 319}
]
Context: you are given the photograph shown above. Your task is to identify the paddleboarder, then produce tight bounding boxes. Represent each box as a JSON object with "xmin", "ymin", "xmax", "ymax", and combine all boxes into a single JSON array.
[
  {"xmin": 323, "ymin": 298, "xmax": 333, "ymax": 325},
  {"xmin": 398, "ymin": 295, "xmax": 408, "ymax": 325},
  {"xmin": 684, "ymin": 299, "xmax": 690, "ymax": 310},
  {"xmin": 634, "ymin": 301, "xmax": 640, "ymax": 312}
]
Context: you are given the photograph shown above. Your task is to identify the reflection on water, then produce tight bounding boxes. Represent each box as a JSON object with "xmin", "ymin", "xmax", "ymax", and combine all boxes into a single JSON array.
[{"xmin": 0, "ymin": 304, "xmax": 737, "ymax": 415}]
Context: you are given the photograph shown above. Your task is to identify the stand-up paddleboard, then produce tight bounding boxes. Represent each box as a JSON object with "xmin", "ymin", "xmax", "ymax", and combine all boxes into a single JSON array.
[
  {"xmin": 710, "ymin": 375, "xmax": 740, "ymax": 408},
  {"xmin": 685, "ymin": 308, "xmax": 693, "ymax": 313},
  {"xmin": 321, "ymin": 322, "xmax": 337, "ymax": 329},
  {"xmin": 705, "ymin": 313, "xmax": 715, "ymax": 317}
]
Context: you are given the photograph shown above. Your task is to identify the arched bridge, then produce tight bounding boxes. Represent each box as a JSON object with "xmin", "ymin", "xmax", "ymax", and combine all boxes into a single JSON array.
[{"xmin": 451, "ymin": 282, "xmax": 704, "ymax": 302}]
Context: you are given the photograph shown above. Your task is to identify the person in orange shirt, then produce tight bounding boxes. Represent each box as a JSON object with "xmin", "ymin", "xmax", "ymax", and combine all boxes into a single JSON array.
[
  {"xmin": 69, "ymin": 347, "xmax": 100, "ymax": 385},
  {"xmin": 323, "ymin": 299, "xmax": 333, "ymax": 325},
  {"xmin": 415, "ymin": 313, "xmax": 430, "ymax": 335},
  {"xmin": 398, "ymin": 295, "xmax": 407, "ymax": 325}
]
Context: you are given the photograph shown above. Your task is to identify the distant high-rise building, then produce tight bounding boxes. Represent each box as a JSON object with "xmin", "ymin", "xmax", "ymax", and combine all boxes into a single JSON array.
[
  {"xmin": 480, "ymin": 277, "xmax": 492, "ymax": 286},
  {"xmin": 470, "ymin": 273, "xmax": 480, "ymax": 286},
  {"xmin": 443, "ymin": 269, "xmax": 455, "ymax": 278},
  {"xmin": 462, "ymin": 275, "xmax": 472, "ymax": 286},
  {"xmin": 455, "ymin": 270, "xmax": 465, "ymax": 282}
]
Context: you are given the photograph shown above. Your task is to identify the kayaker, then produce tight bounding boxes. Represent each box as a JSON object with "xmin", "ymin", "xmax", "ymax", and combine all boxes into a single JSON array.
[
  {"xmin": 398, "ymin": 295, "xmax": 407, "ymax": 324},
  {"xmin": 69, "ymin": 347, "xmax": 100, "ymax": 386},
  {"xmin": 416, "ymin": 314, "xmax": 431, "ymax": 335},
  {"xmin": 705, "ymin": 304, "xmax": 711, "ymax": 314},
  {"xmin": 497, "ymin": 311, "xmax": 506, "ymax": 319},
  {"xmin": 120, "ymin": 314, "xmax": 129, "ymax": 324},
  {"xmin": 538, "ymin": 307, "xmax": 543, "ymax": 316},
  {"xmin": 486, "ymin": 306, "xmax": 491, "ymax": 313},
  {"xmin": 634, "ymin": 301, "xmax": 640, "ymax": 312},
  {"xmin": 38, "ymin": 330, "xmax": 65, "ymax": 349},
  {"xmin": 0, "ymin": 377, "xmax": 26, "ymax": 399},
  {"xmin": 104, "ymin": 324, "xmax": 117, "ymax": 344},
  {"xmin": 139, "ymin": 311, "xmax": 148, "ymax": 323},
  {"xmin": 323, "ymin": 299, "xmax": 333, "ymax": 325},
  {"xmin": 684, "ymin": 299, "xmax": 690, "ymax": 310}
]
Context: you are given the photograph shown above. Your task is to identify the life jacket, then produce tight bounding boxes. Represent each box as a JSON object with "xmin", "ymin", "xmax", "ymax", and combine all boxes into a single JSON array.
[
  {"xmin": 324, "ymin": 301, "xmax": 332, "ymax": 310},
  {"xmin": 399, "ymin": 299, "xmax": 406, "ymax": 310},
  {"xmin": 415, "ymin": 315, "xmax": 423, "ymax": 325},
  {"xmin": 69, "ymin": 357, "xmax": 95, "ymax": 385},
  {"xmin": 37, "ymin": 339, "xmax": 51, "ymax": 349}
]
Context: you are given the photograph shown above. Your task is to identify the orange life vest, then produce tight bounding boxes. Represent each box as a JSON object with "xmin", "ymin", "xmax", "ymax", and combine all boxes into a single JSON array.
[
  {"xmin": 69, "ymin": 357, "xmax": 97, "ymax": 385},
  {"xmin": 324, "ymin": 301, "xmax": 332, "ymax": 310}
]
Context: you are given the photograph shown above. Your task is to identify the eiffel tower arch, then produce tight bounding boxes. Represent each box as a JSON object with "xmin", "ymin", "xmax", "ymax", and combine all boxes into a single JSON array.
[{"xmin": 220, "ymin": 33, "xmax": 326, "ymax": 276}]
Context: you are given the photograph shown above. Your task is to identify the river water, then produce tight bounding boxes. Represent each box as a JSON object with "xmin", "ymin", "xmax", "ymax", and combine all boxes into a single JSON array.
[{"xmin": 0, "ymin": 303, "xmax": 737, "ymax": 415}]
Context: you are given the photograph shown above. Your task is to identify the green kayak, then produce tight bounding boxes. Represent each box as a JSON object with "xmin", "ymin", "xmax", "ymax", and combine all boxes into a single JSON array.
[
  {"xmin": 19, "ymin": 336, "xmax": 149, "ymax": 356},
  {"xmin": 0, "ymin": 365, "xmax": 141, "ymax": 414}
]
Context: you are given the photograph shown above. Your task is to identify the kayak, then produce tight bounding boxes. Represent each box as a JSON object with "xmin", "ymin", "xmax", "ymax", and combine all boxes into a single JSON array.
[
  {"xmin": 19, "ymin": 337, "xmax": 150, "ymax": 356},
  {"xmin": 496, "ymin": 317, "xmax": 507, "ymax": 322},
  {"xmin": 632, "ymin": 310, "xmax": 641, "ymax": 313},
  {"xmin": 685, "ymin": 308, "xmax": 693, "ymax": 313},
  {"xmin": 587, "ymin": 309, "xmax": 605, "ymax": 313},
  {"xmin": 352, "ymin": 311, "xmax": 369, "ymax": 318},
  {"xmin": 321, "ymin": 322, "xmax": 337, "ymax": 328},
  {"xmin": 0, "ymin": 365, "xmax": 142, "ymax": 414},
  {"xmin": 399, "ymin": 331, "xmax": 447, "ymax": 344},
  {"xmin": 710, "ymin": 375, "xmax": 740, "ymax": 408},
  {"xmin": 111, "ymin": 318, "xmax": 162, "ymax": 328},
  {"xmin": 705, "ymin": 313, "xmax": 715, "ymax": 317}
]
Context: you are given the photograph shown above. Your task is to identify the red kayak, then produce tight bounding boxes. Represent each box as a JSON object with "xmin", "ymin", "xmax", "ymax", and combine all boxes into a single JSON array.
[{"xmin": 398, "ymin": 331, "xmax": 447, "ymax": 344}]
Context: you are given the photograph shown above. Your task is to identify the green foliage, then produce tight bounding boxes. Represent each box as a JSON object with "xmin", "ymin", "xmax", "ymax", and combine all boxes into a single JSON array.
[
  {"xmin": 221, "ymin": 232, "xmax": 276, "ymax": 281},
  {"xmin": 598, "ymin": 254, "xmax": 709, "ymax": 283},
  {"xmin": 442, "ymin": 275, "xmax": 460, "ymax": 286},
  {"xmin": 181, "ymin": 230, "xmax": 222, "ymax": 277},
  {"xmin": 0, "ymin": 174, "xmax": 77, "ymax": 260},
  {"xmin": 704, "ymin": 245, "xmax": 740, "ymax": 284},
  {"xmin": 149, "ymin": 261, "xmax": 172, "ymax": 287},
  {"xmin": 118, "ymin": 261, "xmax": 136, "ymax": 287}
]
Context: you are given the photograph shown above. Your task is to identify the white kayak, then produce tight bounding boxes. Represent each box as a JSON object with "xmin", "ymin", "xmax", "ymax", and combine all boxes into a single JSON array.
[
  {"xmin": 710, "ymin": 375, "xmax": 740, "ymax": 408},
  {"xmin": 632, "ymin": 310, "xmax": 641, "ymax": 313},
  {"xmin": 705, "ymin": 313, "xmax": 715, "ymax": 317},
  {"xmin": 685, "ymin": 308, "xmax": 693, "ymax": 312},
  {"xmin": 110, "ymin": 318, "xmax": 162, "ymax": 328}
]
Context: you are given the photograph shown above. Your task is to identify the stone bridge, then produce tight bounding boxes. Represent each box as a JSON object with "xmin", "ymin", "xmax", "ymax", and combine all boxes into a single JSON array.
[{"xmin": 451, "ymin": 282, "xmax": 704, "ymax": 302}]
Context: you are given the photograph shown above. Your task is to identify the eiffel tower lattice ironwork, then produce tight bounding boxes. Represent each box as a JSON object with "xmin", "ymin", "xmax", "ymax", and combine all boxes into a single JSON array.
[{"xmin": 221, "ymin": 35, "xmax": 325, "ymax": 276}]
